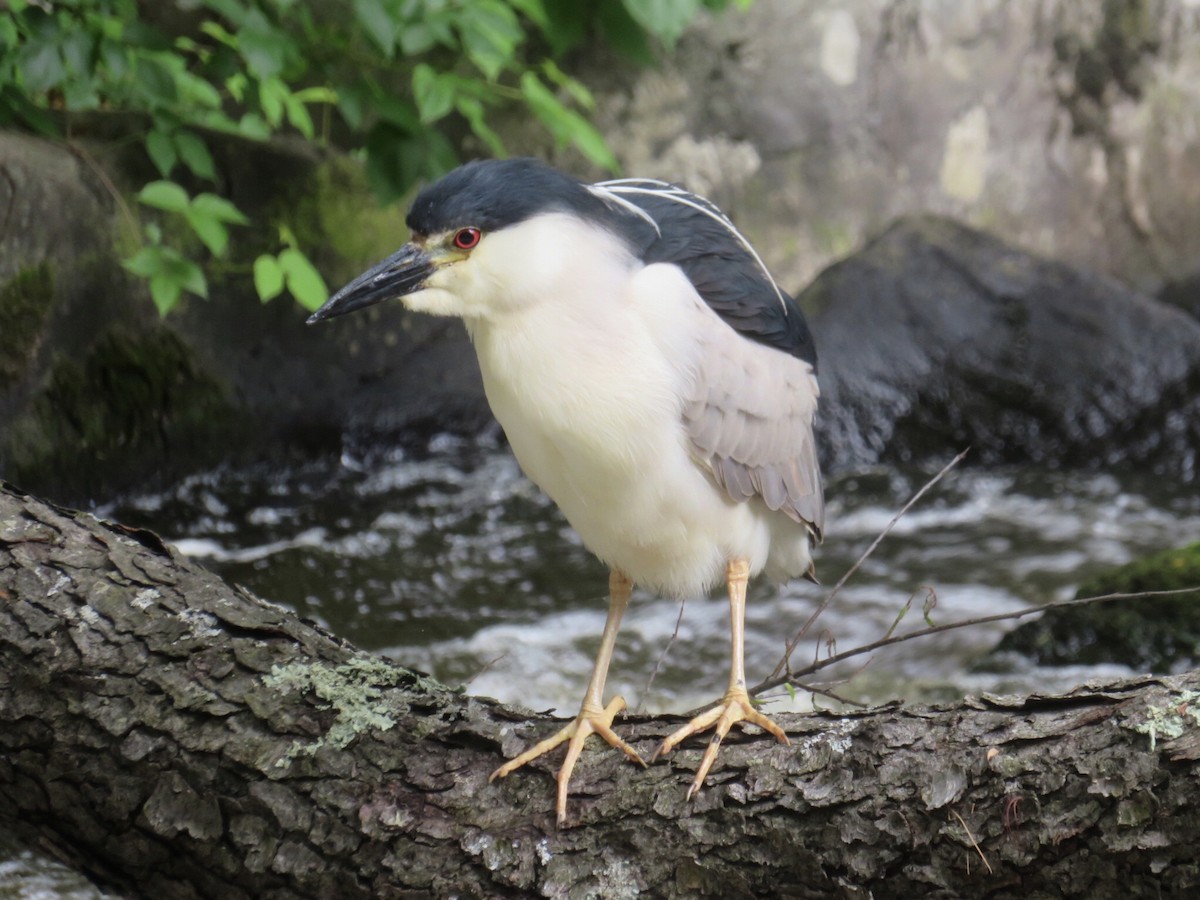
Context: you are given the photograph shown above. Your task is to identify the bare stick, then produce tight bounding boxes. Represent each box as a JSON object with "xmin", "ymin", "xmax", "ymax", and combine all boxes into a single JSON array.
[
  {"xmin": 769, "ymin": 449, "xmax": 970, "ymax": 681},
  {"xmin": 752, "ymin": 586, "xmax": 1200, "ymax": 696}
]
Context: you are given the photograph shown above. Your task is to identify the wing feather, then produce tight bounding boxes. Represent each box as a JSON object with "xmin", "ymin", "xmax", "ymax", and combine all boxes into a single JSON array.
[
  {"xmin": 607, "ymin": 177, "xmax": 825, "ymax": 541},
  {"xmin": 683, "ymin": 315, "xmax": 825, "ymax": 541}
]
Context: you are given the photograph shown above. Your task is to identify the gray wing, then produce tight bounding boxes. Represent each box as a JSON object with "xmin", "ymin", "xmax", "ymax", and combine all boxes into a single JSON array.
[
  {"xmin": 683, "ymin": 315, "xmax": 825, "ymax": 542},
  {"xmin": 596, "ymin": 177, "xmax": 824, "ymax": 539}
]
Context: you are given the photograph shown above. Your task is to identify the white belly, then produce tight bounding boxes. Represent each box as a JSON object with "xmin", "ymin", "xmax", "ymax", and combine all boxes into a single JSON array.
[{"xmin": 466, "ymin": 276, "xmax": 780, "ymax": 597}]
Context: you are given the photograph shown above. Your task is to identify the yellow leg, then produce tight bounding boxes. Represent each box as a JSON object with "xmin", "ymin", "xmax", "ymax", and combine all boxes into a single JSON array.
[
  {"xmin": 652, "ymin": 557, "xmax": 789, "ymax": 799},
  {"xmin": 489, "ymin": 569, "xmax": 646, "ymax": 824}
]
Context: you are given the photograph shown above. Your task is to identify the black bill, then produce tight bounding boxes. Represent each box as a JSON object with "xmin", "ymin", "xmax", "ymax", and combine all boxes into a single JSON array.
[{"xmin": 306, "ymin": 243, "xmax": 435, "ymax": 324}]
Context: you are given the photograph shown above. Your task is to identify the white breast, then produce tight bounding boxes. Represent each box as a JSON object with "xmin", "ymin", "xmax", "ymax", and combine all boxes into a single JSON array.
[{"xmin": 464, "ymin": 239, "xmax": 788, "ymax": 597}]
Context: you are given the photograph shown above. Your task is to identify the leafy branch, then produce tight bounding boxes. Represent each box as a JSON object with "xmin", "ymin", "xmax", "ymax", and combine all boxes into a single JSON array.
[{"xmin": 0, "ymin": 0, "xmax": 747, "ymax": 315}]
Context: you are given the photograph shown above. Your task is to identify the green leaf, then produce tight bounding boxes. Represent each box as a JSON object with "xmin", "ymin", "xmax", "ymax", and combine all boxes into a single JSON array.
[
  {"xmin": 292, "ymin": 86, "xmax": 338, "ymax": 105},
  {"xmin": 541, "ymin": 60, "xmax": 595, "ymax": 111},
  {"xmin": 258, "ymin": 76, "xmax": 287, "ymax": 127},
  {"xmin": 174, "ymin": 130, "xmax": 216, "ymax": 180},
  {"xmin": 185, "ymin": 193, "xmax": 248, "ymax": 255},
  {"xmin": 237, "ymin": 112, "xmax": 271, "ymax": 140},
  {"xmin": 620, "ymin": 0, "xmax": 703, "ymax": 47},
  {"xmin": 278, "ymin": 247, "xmax": 328, "ymax": 312},
  {"xmin": 135, "ymin": 56, "xmax": 178, "ymax": 104},
  {"xmin": 412, "ymin": 63, "xmax": 455, "ymax": 123},
  {"xmin": 460, "ymin": 0, "xmax": 523, "ymax": 81},
  {"xmin": 284, "ymin": 93, "xmax": 315, "ymax": 138},
  {"xmin": 353, "ymin": 0, "xmax": 397, "ymax": 57},
  {"xmin": 145, "ymin": 129, "xmax": 177, "ymax": 177},
  {"xmin": 337, "ymin": 80, "xmax": 370, "ymax": 130},
  {"xmin": 185, "ymin": 210, "xmax": 229, "ymax": 256},
  {"xmin": 396, "ymin": 22, "xmax": 437, "ymax": 56},
  {"xmin": 59, "ymin": 30, "xmax": 95, "ymax": 78},
  {"xmin": 190, "ymin": 193, "xmax": 250, "ymax": 225},
  {"xmin": 237, "ymin": 12, "xmax": 288, "ymax": 79},
  {"xmin": 175, "ymin": 69, "xmax": 224, "ymax": 109},
  {"xmin": 519, "ymin": 73, "xmax": 617, "ymax": 171},
  {"xmin": 253, "ymin": 254, "xmax": 285, "ymax": 302},
  {"xmin": 122, "ymin": 246, "xmax": 164, "ymax": 278},
  {"xmin": 149, "ymin": 273, "xmax": 183, "ymax": 316},
  {"xmin": 597, "ymin": 1, "xmax": 656, "ymax": 63},
  {"xmin": 125, "ymin": 245, "xmax": 207, "ymax": 315},
  {"xmin": 456, "ymin": 96, "xmax": 505, "ymax": 157},
  {"xmin": 136, "ymin": 180, "xmax": 190, "ymax": 213},
  {"xmin": 568, "ymin": 119, "xmax": 619, "ymax": 172},
  {"xmin": 19, "ymin": 42, "xmax": 64, "ymax": 94},
  {"xmin": 508, "ymin": 0, "xmax": 552, "ymax": 35},
  {"xmin": 176, "ymin": 257, "xmax": 208, "ymax": 297}
]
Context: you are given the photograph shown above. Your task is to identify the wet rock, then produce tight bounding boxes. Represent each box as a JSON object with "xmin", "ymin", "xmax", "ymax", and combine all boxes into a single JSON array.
[
  {"xmin": 987, "ymin": 542, "xmax": 1200, "ymax": 672},
  {"xmin": 808, "ymin": 215, "xmax": 1200, "ymax": 479}
]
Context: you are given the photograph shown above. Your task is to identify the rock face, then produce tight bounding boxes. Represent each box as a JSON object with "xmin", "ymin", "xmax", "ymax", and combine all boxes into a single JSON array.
[
  {"xmin": 0, "ymin": 133, "xmax": 489, "ymax": 501},
  {"xmin": 807, "ymin": 215, "xmax": 1200, "ymax": 477},
  {"xmin": 594, "ymin": 0, "xmax": 1200, "ymax": 297}
]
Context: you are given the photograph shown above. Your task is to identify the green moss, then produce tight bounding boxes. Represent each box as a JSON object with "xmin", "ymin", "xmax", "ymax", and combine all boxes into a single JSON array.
[
  {"xmin": 3, "ymin": 324, "xmax": 237, "ymax": 497},
  {"xmin": 1129, "ymin": 689, "xmax": 1200, "ymax": 751},
  {"xmin": 274, "ymin": 156, "xmax": 411, "ymax": 284},
  {"xmin": 319, "ymin": 158, "xmax": 411, "ymax": 261},
  {"xmin": 995, "ymin": 543, "xmax": 1200, "ymax": 671},
  {"xmin": 0, "ymin": 264, "xmax": 54, "ymax": 388},
  {"xmin": 264, "ymin": 656, "xmax": 403, "ymax": 764}
]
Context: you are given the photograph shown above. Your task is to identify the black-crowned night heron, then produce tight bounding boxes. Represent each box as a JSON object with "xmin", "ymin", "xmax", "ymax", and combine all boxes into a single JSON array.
[{"xmin": 308, "ymin": 158, "xmax": 824, "ymax": 823}]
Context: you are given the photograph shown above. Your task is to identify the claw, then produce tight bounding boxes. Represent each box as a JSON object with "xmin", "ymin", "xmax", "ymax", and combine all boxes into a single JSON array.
[
  {"xmin": 652, "ymin": 688, "xmax": 789, "ymax": 799},
  {"xmin": 491, "ymin": 696, "xmax": 646, "ymax": 825}
]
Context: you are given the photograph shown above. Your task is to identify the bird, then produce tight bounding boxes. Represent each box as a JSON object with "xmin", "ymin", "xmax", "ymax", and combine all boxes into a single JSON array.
[{"xmin": 307, "ymin": 157, "xmax": 824, "ymax": 824}]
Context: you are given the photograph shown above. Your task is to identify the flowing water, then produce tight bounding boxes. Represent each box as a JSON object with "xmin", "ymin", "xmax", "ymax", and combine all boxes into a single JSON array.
[{"xmin": 5, "ymin": 433, "xmax": 1199, "ymax": 894}]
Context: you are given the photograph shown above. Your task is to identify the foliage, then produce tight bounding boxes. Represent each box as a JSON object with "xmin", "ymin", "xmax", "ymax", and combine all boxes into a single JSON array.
[{"xmin": 0, "ymin": 0, "xmax": 748, "ymax": 315}]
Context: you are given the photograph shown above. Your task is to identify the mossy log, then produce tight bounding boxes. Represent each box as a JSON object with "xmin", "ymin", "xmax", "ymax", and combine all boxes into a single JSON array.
[{"xmin": 2, "ymin": 481, "xmax": 1199, "ymax": 899}]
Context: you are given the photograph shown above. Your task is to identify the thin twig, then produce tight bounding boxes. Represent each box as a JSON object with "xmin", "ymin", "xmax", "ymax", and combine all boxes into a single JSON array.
[
  {"xmin": 752, "ymin": 586, "xmax": 1200, "ymax": 696},
  {"xmin": 770, "ymin": 449, "xmax": 970, "ymax": 681},
  {"xmin": 638, "ymin": 595, "xmax": 687, "ymax": 714}
]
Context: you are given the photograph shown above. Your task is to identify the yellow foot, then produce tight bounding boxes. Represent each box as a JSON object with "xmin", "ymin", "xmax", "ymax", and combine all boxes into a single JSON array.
[
  {"xmin": 652, "ymin": 688, "xmax": 789, "ymax": 800},
  {"xmin": 489, "ymin": 696, "xmax": 646, "ymax": 825}
]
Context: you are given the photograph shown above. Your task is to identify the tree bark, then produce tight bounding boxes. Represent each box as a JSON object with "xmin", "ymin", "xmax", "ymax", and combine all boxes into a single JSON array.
[{"xmin": 1, "ymin": 481, "xmax": 1198, "ymax": 899}]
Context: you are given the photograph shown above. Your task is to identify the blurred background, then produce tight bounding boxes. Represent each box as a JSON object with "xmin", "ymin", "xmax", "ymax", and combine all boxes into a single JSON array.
[{"xmin": 3, "ymin": 1, "xmax": 1200, "ymax": 895}]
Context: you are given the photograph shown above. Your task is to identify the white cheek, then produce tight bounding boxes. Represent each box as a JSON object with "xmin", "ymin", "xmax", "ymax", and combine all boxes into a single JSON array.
[
  {"xmin": 401, "ymin": 286, "xmax": 464, "ymax": 316},
  {"xmin": 401, "ymin": 265, "xmax": 479, "ymax": 317}
]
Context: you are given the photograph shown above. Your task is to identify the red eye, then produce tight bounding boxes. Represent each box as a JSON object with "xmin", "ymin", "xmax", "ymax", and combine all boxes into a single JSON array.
[{"xmin": 453, "ymin": 227, "xmax": 481, "ymax": 250}]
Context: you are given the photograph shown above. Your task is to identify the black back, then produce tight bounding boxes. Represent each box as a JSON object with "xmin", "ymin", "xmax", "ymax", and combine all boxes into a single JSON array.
[
  {"xmin": 406, "ymin": 160, "xmax": 817, "ymax": 369},
  {"xmin": 607, "ymin": 181, "xmax": 818, "ymax": 370}
]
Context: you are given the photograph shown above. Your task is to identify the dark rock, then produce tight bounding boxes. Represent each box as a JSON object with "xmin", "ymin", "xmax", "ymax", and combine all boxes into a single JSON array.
[
  {"xmin": 1158, "ymin": 270, "xmax": 1200, "ymax": 323},
  {"xmin": 988, "ymin": 542, "xmax": 1200, "ymax": 672},
  {"xmin": 0, "ymin": 132, "xmax": 490, "ymax": 503},
  {"xmin": 808, "ymin": 215, "xmax": 1200, "ymax": 479}
]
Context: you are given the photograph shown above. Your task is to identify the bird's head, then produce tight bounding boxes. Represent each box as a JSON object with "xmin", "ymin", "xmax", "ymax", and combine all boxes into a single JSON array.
[{"xmin": 307, "ymin": 158, "xmax": 649, "ymax": 325}]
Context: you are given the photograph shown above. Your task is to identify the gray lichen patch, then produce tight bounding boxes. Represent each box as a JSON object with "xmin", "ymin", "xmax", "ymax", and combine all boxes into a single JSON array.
[
  {"xmin": 1128, "ymin": 689, "xmax": 1200, "ymax": 751},
  {"xmin": 264, "ymin": 655, "xmax": 403, "ymax": 762}
]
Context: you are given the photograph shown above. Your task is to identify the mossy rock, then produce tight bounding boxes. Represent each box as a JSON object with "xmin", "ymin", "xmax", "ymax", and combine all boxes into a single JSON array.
[
  {"xmin": 0, "ymin": 263, "xmax": 54, "ymax": 389},
  {"xmin": 993, "ymin": 543, "xmax": 1200, "ymax": 672},
  {"xmin": 3, "ymin": 325, "xmax": 242, "ymax": 500}
]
